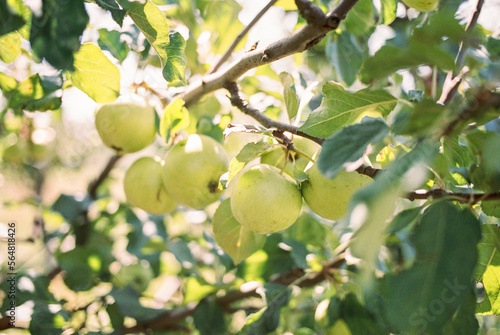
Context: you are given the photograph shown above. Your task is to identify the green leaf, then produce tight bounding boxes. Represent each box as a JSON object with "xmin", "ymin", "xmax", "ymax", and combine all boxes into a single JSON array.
[
  {"xmin": 359, "ymin": 43, "xmax": 455, "ymax": 84},
  {"xmin": 184, "ymin": 277, "xmax": 218, "ymax": 303},
  {"xmin": 474, "ymin": 224, "xmax": 500, "ymax": 314},
  {"xmin": 318, "ymin": 117, "xmax": 389, "ymax": 178},
  {"xmin": 342, "ymin": 0, "xmax": 375, "ymax": 35},
  {"xmin": 0, "ymin": 31, "xmax": 20, "ymax": 63},
  {"xmin": 30, "ymin": 0, "xmax": 89, "ymax": 71},
  {"xmin": 98, "ymin": 29, "xmax": 129, "ymax": 62},
  {"xmin": 71, "ymin": 43, "xmax": 121, "ymax": 103},
  {"xmin": 481, "ymin": 200, "xmax": 500, "ymax": 218},
  {"xmin": 57, "ymin": 247, "xmax": 100, "ymax": 291},
  {"xmin": 124, "ymin": 0, "xmax": 170, "ymax": 66},
  {"xmin": 385, "ymin": 206, "xmax": 422, "ymax": 234},
  {"xmin": 110, "ymin": 287, "xmax": 167, "ymax": 322},
  {"xmin": 227, "ymin": 141, "xmax": 272, "ymax": 184},
  {"xmin": 0, "ymin": 0, "xmax": 25, "ymax": 36},
  {"xmin": 379, "ymin": 202, "xmax": 481, "ymax": 334},
  {"xmin": 486, "ymin": 37, "xmax": 500, "ymax": 61},
  {"xmin": 7, "ymin": 73, "xmax": 62, "ymax": 112},
  {"xmin": 392, "ymin": 99, "xmax": 448, "ymax": 137},
  {"xmin": 442, "ymin": 285, "xmax": 479, "ymax": 335},
  {"xmin": 279, "ymin": 72, "xmax": 299, "ymax": 120},
  {"xmin": 379, "ymin": 0, "xmax": 398, "ymax": 25},
  {"xmin": 160, "ymin": 97, "xmax": 190, "ymax": 142},
  {"xmin": 284, "ymin": 212, "xmax": 328, "ymax": 248},
  {"xmin": 29, "ymin": 302, "xmax": 68, "ymax": 335},
  {"xmin": 203, "ymin": 0, "xmax": 245, "ymax": 54},
  {"xmin": 237, "ymin": 283, "xmax": 290, "ymax": 334},
  {"xmin": 213, "ymin": 199, "xmax": 266, "ymax": 265},
  {"xmin": 348, "ymin": 141, "xmax": 438, "ymax": 284},
  {"xmin": 194, "ymin": 299, "xmax": 227, "ymax": 335},
  {"xmin": 95, "ymin": 0, "xmax": 127, "ymax": 26},
  {"xmin": 299, "ymin": 82, "xmax": 397, "ymax": 138},
  {"xmin": 163, "ymin": 30, "xmax": 187, "ymax": 85},
  {"xmin": 326, "ymin": 32, "xmax": 364, "ymax": 87}
]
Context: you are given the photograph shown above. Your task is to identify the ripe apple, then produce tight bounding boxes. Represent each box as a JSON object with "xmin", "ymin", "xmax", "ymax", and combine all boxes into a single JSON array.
[
  {"xmin": 162, "ymin": 134, "xmax": 229, "ymax": 209},
  {"xmin": 95, "ymin": 102, "xmax": 156, "ymax": 154},
  {"xmin": 230, "ymin": 164, "xmax": 302, "ymax": 234},
  {"xmin": 301, "ymin": 161, "xmax": 372, "ymax": 221},
  {"xmin": 261, "ymin": 136, "xmax": 320, "ymax": 176},
  {"xmin": 402, "ymin": 0, "xmax": 438, "ymax": 12},
  {"xmin": 124, "ymin": 157, "xmax": 177, "ymax": 214}
]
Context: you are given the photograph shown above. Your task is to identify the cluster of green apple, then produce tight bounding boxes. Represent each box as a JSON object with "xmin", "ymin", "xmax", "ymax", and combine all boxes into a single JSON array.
[
  {"xmin": 231, "ymin": 139, "xmax": 372, "ymax": 234},
  {"xmin": 95, "ymin": 102, "xmax": 372, "ymax": 234}
]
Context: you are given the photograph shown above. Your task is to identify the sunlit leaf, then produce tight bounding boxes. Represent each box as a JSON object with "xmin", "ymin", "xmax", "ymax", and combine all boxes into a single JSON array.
[
  {"xmin": 124, "ymin": 0, "xmax": 170, "ymax": 65},
  {"xmin": 71, "ymin": 43, "xmax": 121, "ymax": 103},
  {"xmin": 227, "ymin": 141, "xmax": 272, "ymax": 184},
  {"xmin": 163, "ymin": 31, "xmax": 187, "ymax": 85},
  {"xmin": 213, "ymin": 199, "xmax": 266, "ymax": 265},
  {"xmin": 475, "ymin": 224, "xmax": 500, "ymax": 314},
  {"xmin": 0, "ymin": 31, "xmax": 20, "ymax": 63},
  {"xmin": 299, "ymin": 82, "xmax": 397, "ymax": 138},
  {"xmin": 279, "ymin": 72, "xmax": 299, "ymax": 120},
  {"xmin": 160, "ymin": 97, "xmax": 190, "ymax": 142},
  {"xmin": 0, "ymin": 0, "xmax": 25, "ymax": 36}
]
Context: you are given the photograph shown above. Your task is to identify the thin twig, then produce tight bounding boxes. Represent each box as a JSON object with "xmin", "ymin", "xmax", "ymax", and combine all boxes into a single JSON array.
[
  {"xmin": 208, "ymin": 0, "xmax": 278, "ymax": 74},
  {"xmin": 406, "ymin": 189, "xmax": 500, "ymax": 204},
  {"xmin": 88, "ymin": 154, "xmax": 122, "ymax": 200},
  {"xmin": 438, "ymin": 0, "xmax": 485, "ymax": 105}
]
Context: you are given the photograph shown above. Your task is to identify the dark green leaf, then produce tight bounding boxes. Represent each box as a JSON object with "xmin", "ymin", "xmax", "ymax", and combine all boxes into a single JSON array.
[
  {"xmin": 318, "ymin": 117, "xmax": 389, "ymax": 178},
  {"xmin": 299, "ymin": 82, "xmax": 397, "ymax": 138},
  {"xmin": 106, "ymin": 303, "xmax": 125, "ymax": 329},
  {"xmin": 98, "ymin": 28, "xmax": 129, "ymax": 62},
  {"xmin": 442, "ymin": 285, "xmax": 479, "ymax": 335},
  {"xmin": 0, "ymin": 0, "xmax": 25, "ymax": 36},
  {"xmin": 326, "ymin": 32, "xmax": 363, "ymax": 87},
  {"xmin": 30, "ymin": 0, "xmax": 89, "ymax": 71},
  {"xmin": 482, "ymin": 200, "xmax": 500, "ymax": 218},
  {"xmin": 392, "ymin": 99, "xmax": 448, "ymax": 136},
  {"xmin": 340, "ymin": 294, "xmax": 386, "ymax": 335},
  {"xmin": 194, "ymin": 299, "xmax": 227, "ymax": 335},
  {"xmin": 163, "ymin": 30, "xmax": 187, "ymax": 85},
  {"xmin": 51, "ymin": 194, "xmax": 90, "ymax": 222},
  {"xmin": 379, "ymin": 202, "xmax": 481, "ymax": 334},
  {"xmin": 110, "ymin": 287, "xmax": 168, "ymax": 322},
  {"xmin": 7, "ymin": 73, "xmax": 62, "ymax": 112},
  {"xmin": 213, "ymin": 199, "xmax": 266, "ymax": 265},
  {"xmin": 57, "ymin": 247, "xmax": 99, "ymax": 291},
  {"xmin": 95, "ymin": 0, "xmax": 127, "ymax": 26},
  {"xmin": 360, "ymin": 43, "xmax": 455, "ymax": 84},
  {"xmin": 29, "ymin": 302, "xmax": 68, "ymax": 335},
  {"xmin": 486, "ymin": 37, "xmax": 500, "ymax": 61},
  {"xmin": 385, "ymin": 206, "xmax": 422, "ymax": 234}
]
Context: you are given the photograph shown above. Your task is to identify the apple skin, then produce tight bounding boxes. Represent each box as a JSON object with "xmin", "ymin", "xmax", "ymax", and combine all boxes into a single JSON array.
[
  {"xmin": 301, "ymin": 162, "xmax": 372, "ymax": 221},
  {"xmin": 95, "ymin": 102, "xmax": 156, "ymax": 154},
  {"xmin": 124, "ymin": 157, "xmax": 177, "ymax": 214},
  {"xmin": 162, "ymin": 134, "xmax": 229, "ymax": 209},
  {"xmin": 402, "ymin": 0, "xmax": 438, "ymax": 12},
  {"xmin": 230, "ymin": 164, "xmax": 302, "ymax": 234}
]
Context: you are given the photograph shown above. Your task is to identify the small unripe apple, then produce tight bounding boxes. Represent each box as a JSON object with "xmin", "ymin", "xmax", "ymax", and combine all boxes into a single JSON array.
[
  {"xmin": 162, "ymin": 134, "xmax": 229, "ymax": 209},
  {"xmin": 402, "ymin": 0, "xmax": 438, "ymax": 12},
  {"xmin": 95, "ymin": 102, "xmax": 156, "ymax": 154},
  {"xmin": 124, "ymin": 157, "xmax": 177, "ymax": 214},
  {"xmin": 301, "ymin": 161, "xmax": 372, "ymax": 221},
  {"xmin": 230, "ymin": 164, "xmax": 302, "ymax": 234}
]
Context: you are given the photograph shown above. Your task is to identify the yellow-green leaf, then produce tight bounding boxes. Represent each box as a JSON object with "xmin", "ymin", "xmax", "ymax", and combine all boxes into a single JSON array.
[{"xmin": 71, "ymin": 43, "xmax": 120, "ymax": 103}]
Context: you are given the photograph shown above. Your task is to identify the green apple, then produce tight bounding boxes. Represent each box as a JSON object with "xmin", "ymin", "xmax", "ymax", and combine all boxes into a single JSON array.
[
  {"xmin": 112, "ymin": 263, "xmax": 154, "ymax": 293},
  {"xmin": 301, "ymin": 161, "xmax": 372, "ymax": 221},
  {"xmin": 261, "ymin": 136, "xmax": 320, "ymax": 176},
  {"xmin": 230, "ymin": 164, "xmax": 302, "ymax": 234},
  {"xmin": 402, "ymin": 0, "xmax": 438, "ymax": 12},
  {"xmin": 124, "ymin": 157, "xmax": 177, "ymax": 214},
  {"xmin": 95, "ymin": 102, "xmax": 156, "ymax": 154},
  {"xmin": 162, "ymin": 134, "xmax": 229, "ymax": 209}
]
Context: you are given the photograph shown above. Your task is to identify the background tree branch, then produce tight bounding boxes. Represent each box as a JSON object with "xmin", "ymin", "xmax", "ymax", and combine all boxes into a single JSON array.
[{"xmin": 181, "ymin": 0, "xmax": 359, "ymax": 108}]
